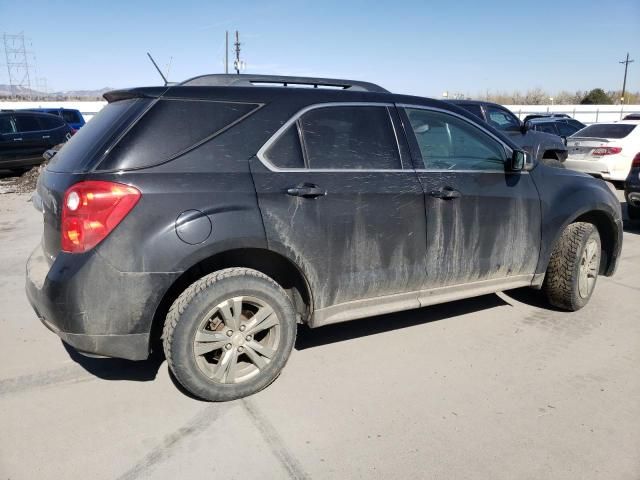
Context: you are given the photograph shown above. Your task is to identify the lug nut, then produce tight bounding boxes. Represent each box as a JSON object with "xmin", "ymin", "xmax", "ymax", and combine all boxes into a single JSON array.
[
  {"xmin": 245, "ymin": 335, "xmax": 252, "ymax": 341},
  {"xmin": 239, "ymin": 325, "xmax": 246, "ymax": 332},
  {"xmin": 225, "ymin": 343, "xmax": 232, "ymax": 350},
  {"xmin": 226, "ymin": 330, "xmax": 233, "ymax": 337},
  {"xmin": 238, "ymin": 346, "xmax": 244, "ymax": 353}
]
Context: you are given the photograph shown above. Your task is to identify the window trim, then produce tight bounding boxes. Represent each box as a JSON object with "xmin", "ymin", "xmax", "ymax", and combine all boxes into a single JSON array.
[
  {"xmin": 256, "ymin": 102, "xmax": 406, "ymax": 172},
  {"xmin": 397, "ymin": 103, "xmax": 520, "ymax": 173}
]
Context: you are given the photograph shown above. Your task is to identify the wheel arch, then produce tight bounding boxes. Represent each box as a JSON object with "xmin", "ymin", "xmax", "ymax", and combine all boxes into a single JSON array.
[{"xmin": 149, "ymin": 248, "xmax": 314, "ymax": 348}]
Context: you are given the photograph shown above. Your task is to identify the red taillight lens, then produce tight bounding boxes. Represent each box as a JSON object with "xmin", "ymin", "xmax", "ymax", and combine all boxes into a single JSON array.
[
  {"xmin": 591, "ymin": 146, "xmax": 622, "ymax": 156},
  {"xmin": 632, "ymin": 153, "xmax": 640, "ymax": 168},
  {"xmin": 61, "ymin": 181, "xmax": 141, "ymax": 253}
]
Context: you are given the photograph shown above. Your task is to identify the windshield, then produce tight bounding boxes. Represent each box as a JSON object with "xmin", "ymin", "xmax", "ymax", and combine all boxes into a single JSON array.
[{"xmin": 572, "ymin": 124, "xmax": 636, "ymax": 139}]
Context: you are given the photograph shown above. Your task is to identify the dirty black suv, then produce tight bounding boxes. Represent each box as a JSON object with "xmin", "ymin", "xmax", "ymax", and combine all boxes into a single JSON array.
[{"xmin": 26, "ymin": 75, "xmax": 623, "ymax": 401}]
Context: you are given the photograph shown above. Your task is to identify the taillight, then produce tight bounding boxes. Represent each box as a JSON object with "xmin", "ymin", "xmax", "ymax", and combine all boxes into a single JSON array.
[
  {"xmin": 591, "ymin": 146, "xmax": 622, "ymax": 156},
  {"xmin": 632, "ymin": 153, "xmax": 640, "ymax": 168},
  {"xmin": 61, "ymin": 181, "xmax": 141, "ymax": 253}
]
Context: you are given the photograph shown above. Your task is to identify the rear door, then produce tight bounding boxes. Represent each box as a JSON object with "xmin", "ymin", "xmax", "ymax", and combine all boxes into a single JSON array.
[
  {"xmin": 12, "ymin": 114, "xmax": 48, "ymax": 161},
  {"xmin": 400, "ymin": 105, "xmax": 541, "ymax": 289},
  {"xmin": 250, "ymin": 103, "xmax": 427, "ymax": 317}
]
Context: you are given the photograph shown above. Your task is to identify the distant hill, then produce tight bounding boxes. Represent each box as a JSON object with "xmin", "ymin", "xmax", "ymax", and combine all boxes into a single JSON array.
[{"xmin": 0, "ymin": 84, "xmax": 113, "ymax": 100}]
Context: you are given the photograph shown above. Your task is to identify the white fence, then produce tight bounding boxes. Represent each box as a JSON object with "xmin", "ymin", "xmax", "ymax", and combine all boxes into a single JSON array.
[{"xmin": 1, "ymin": 100, "xmax": 639, "ymax": 124}]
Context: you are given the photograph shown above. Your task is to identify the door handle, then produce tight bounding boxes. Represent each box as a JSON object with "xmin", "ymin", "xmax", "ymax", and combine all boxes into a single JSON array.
[
  {"xmin": 429, "ymin": 187, "xmax": 461, "ymax": 200},
  {"xmin": 42, "ymin": 135, "xmax": 50, "ymax": 139},
  {"xmin": 13, "ymin": 138, "xmax": 23, "ymax": 141},
  {"xmin": 286, "ymin": 184, "xmax": 326, "ymax": 198}
]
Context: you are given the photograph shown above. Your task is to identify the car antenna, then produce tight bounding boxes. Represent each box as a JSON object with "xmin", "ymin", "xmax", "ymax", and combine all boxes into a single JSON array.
[{"xmin": 147, "ymin": 52, "xmax": 168, "ymax": 86}]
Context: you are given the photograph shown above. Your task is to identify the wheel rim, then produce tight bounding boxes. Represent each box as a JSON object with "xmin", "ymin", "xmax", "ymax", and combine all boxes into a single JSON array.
[
  {"xmin": 578, "ymin": 238, "xmax": 599, "ymax": 299},
  {"xmin": 193, "ymin": 296, "xmax": 280, "ymax": 384}
]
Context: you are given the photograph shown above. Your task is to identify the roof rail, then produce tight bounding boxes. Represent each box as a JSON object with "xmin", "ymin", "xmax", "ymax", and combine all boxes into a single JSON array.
[{"xmin": 179, "ymin": 74, "xmax": 389, "ymax": 93}]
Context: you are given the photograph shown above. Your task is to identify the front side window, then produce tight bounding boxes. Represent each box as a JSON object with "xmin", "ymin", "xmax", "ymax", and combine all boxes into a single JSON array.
[
  {"xmin": 485, "ymin": 106, "xmax": 521, "ymax": 132},
  {"xmin": 298, "ymin": 106, "xmax": 401, "ymax": 169},
  {"xmin": 405, "ymin": 108, "xmax": 506, "ymax": 171}
]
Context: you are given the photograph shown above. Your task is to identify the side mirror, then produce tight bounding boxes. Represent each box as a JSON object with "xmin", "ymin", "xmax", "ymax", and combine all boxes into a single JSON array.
[
  {"xmin": 510, "ymin": 150, "xmax": 527, "ymax": 171},
  {"xmin": 520, "ymin": 121, "xmax": 531, "ymax": 134}
]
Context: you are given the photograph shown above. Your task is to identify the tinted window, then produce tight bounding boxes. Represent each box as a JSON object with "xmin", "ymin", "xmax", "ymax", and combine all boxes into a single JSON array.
[
  {"xmin": 458, "ymin": 104, "xmax": 484, "ymax": 120},
  {"xmin": 566, "ymin": 119, "xmax": 585, "ymax": 130},
  {"xmin": 62, "ymin": 110, "xmax": 82, "ymax": 123},
  {"xmin": 48, "ymin": 98, "xmax": 151, "ymax": 173},
  {"xmin": 264, "ymin": 125, "xmax": 304, "ymax": 168},
  {"xmin": 572, "ymin": 124, "xmax": 636, "ymax": 139},
  {"xmin": 0, "ymin": 115, "xmax": 15, "ymax": 134},
  {"xmin": 299, "ymin": 106, "xmax": 400, "ymax": 169},
  {"xmin": 39, "ymin": 115, "xmax": 64, "ymax": 130},
  {"xmin": 101, "ymin": 99, "xmax": 259, "ymax": 170},
  {"xmin": 405, "ymin": 108, "xmax": 506, "ymax": 171},
  {"xmin": 14, "ymin": 115, "xmax": 41, "ymax": 132},
  {"xmin": 556, "ymin": 122, "xmax": 577, "ymax": 136},
  {"xmin": 535, "ymin": 123, "xmax": 558, "ymax": 135},
  {"xmin": 485, "ymin": 106, "xmax": 521, "ymax": 132}
]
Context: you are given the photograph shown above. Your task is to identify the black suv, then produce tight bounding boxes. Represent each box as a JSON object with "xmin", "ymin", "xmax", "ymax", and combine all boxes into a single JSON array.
[
  {"xmin": 0, "ymin": 111, "xmax": 72, "ymax": 171},
  {"xmin": 447, "ymin": 100, "xmax": 568, "ymax": 163},
  {"xmin": 26, "ymin": 75, "xmax": 623, "ymax": 401},
  {"xmin": 527, "ymin": 117, "xmax": 586, "ymax": 138}
]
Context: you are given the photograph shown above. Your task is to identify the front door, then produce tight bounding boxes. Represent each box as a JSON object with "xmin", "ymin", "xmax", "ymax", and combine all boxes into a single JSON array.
[
  {"xmin": 400, "ymin": 106, "xmax": 541, "ymax": 289},
  {"xmin": 250, "ymin": 103, "xmax": 427, "ymax": 320}
]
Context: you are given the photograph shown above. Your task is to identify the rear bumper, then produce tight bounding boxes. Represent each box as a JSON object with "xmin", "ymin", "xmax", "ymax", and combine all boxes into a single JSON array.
[
  {"xmin": 564, "ymin": 156, "xmax": 631, "ymax": 182},
  {"xmin": 25, "ymin": 243, "xmax": 179, "ymax": 361}
]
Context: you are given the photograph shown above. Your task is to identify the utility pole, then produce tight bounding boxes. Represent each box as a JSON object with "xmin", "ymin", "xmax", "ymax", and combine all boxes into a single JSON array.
[
  {"xmin": 619, "ymin": 52, "xmax": 634, "ymax": 104},
  {"xmin": 234, "ymin": 30, "xmax": 241, "ymax": 74},
  {"xmin": 225, "ymin": 31, "xmax": 229, "ymax": 74}
]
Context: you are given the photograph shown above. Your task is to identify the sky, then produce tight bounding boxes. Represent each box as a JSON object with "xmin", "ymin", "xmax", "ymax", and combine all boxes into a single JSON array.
[{"xmin": 0, "ymin": 0, "xmax": 638, "ymax": 97}]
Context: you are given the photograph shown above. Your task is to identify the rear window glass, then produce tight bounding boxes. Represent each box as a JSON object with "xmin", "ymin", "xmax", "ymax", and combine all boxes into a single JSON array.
[
  {"xmin": 48, "ymin": 98, "xmax": 150, "ymax": 173},
  {"xmin": 99, "ymin": 99, "xmax": 259, "ymax": 170},
  {"xmin": 62, "ymin": 110, "xmax": 82, "ymax": 124},
  {"xmin": 264, "ymin": 125, "xmax": 305, "ymax": 169},
  {"xmin": 573, "ymin": 124, "xmax": 636, "ymax": 139}
]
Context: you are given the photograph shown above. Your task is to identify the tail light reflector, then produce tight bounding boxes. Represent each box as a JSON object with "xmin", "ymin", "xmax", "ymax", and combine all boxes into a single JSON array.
[
  {"xmin": 591, "ymin": 146, "xmax": 622, "ymax": 156},
  {"xmin": 632, "ymin": 153, "xmax": 640, "ymax": 168},
  {"xmin": 61, "ymin": 181, "xmax": 141, "ymax": 253}
]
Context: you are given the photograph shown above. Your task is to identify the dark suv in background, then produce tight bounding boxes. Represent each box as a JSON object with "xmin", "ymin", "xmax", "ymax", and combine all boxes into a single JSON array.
[
  {"xmin": 447, "ymin": 100, "xmax": 568, "ymax": 163},
  {"xmin": 26, "ymin": 75, "xmax": 622, "ymax": 401},
  {"xmin": 0, "ymin": 111, "xmax": 72, "ymax": 171},
  {"xmin": 22, "ymin": 108, "xmax": 86, "ymax": 132}
]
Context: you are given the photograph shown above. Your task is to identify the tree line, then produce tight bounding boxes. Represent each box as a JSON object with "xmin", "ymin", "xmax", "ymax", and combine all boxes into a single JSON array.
[{"xmin": 482, "ymin": 88, "xmax": 639, "ymax": 105}]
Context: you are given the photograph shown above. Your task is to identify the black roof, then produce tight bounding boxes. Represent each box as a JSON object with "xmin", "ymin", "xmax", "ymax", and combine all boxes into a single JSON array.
[{"xmin": 445, "ymin": 99, "xmax": 505, "ymax": 108}]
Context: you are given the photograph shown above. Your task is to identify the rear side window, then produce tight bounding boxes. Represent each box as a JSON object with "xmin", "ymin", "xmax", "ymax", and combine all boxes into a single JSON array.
[
  {"xmin": 298, "ymin": 106, "xmax": 400, "ymax": 169},
  {"xmin": 62, "ymin": 110, "xmax": 82, "ymax": 124},
  {"xmin": 100, "ymin": 99, "xmax": 259, "ymax": 170},
  {"xmin": 573, "ymin": 124, "xmax": 636, "ymax": 139},
  {"xmin": 14, "ymin": 115, "xmax": 41, "ymax": 132},
  {"xmin": 458, "ymin": 104, "xmax": 484, "ymax": 120},
  {"xmin": 556, "ymin": 122, "xmax": 577, "ymax": 136},
  {"xmin": 263, "ymin": 125, "xmax": 305, "ymax": 169},
  {"xmin": 535, "ymin": 123, "xmax": 558, "ymax": 135},
  {"xmin": 48, "ymin": 98, "xmax": 150, "ymax": 173}
]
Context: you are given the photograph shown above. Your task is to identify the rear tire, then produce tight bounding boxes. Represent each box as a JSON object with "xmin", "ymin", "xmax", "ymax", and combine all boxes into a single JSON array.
[
  {"xmin": 163, "ymin": 268, "xmax": 297, "ymax": 401},
  {"xmin": 543, "ymin": 222, "xmax": 601, "ymax": 311}
]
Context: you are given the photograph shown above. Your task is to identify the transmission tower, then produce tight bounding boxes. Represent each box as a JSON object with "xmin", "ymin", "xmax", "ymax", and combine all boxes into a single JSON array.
[{"xmin": 3, "ymin": 33, "xmax": 33, "ymax": 98}]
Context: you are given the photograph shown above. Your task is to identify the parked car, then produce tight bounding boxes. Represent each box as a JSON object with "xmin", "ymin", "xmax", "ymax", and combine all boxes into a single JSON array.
[
  {"xmin": 522, "ymin": 113, "xmax": 571, "ymax": 123},
  {"xmin": 0, "ymin": 111, "xmax": 72, "ymax": 171},
  {"xmin": 527, "ymin": 117, "xmax": 586, "ymax": 138},
  {"xmin": 26, "ymin": 74, "xmax": 622, "ymax": 401},
  {"xmin": 623, "ymin": 113, "xmax": 640, "ymax": 121},
  {"xmin": 565, "ymin": 121, "xmax": 640, "ymax": 182},
  {"xmin": 446, "ymin": 100, "xmax": 568, "ymax": 164},
  {"xmin": 624, "ymin": 152, "xmax": 640, "ymax": 220},
  {"xmin": 22, "ymin": 108, "xmax": 86, "ymax": 131}
]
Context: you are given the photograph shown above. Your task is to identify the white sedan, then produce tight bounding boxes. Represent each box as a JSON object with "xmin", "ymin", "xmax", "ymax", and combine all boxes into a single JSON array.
[{"xmin": 565, "ymin": 120, "xmax": 640, "ymax": 182}]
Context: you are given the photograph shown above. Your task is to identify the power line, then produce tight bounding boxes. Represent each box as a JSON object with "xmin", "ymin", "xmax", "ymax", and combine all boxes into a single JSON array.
[{"xmin": 619, "ymin": 52, "xmax": 634, "ymax": 104}]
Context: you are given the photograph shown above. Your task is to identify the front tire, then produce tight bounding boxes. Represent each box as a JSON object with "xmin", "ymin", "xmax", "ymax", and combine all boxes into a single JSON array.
[
  {"xmin": 163, "ymin": 268, "xmax": 297, "ymax": 401},
  {"xmin": 543, "ymin": 222, "xmax": 601, "ymax": 311}
]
